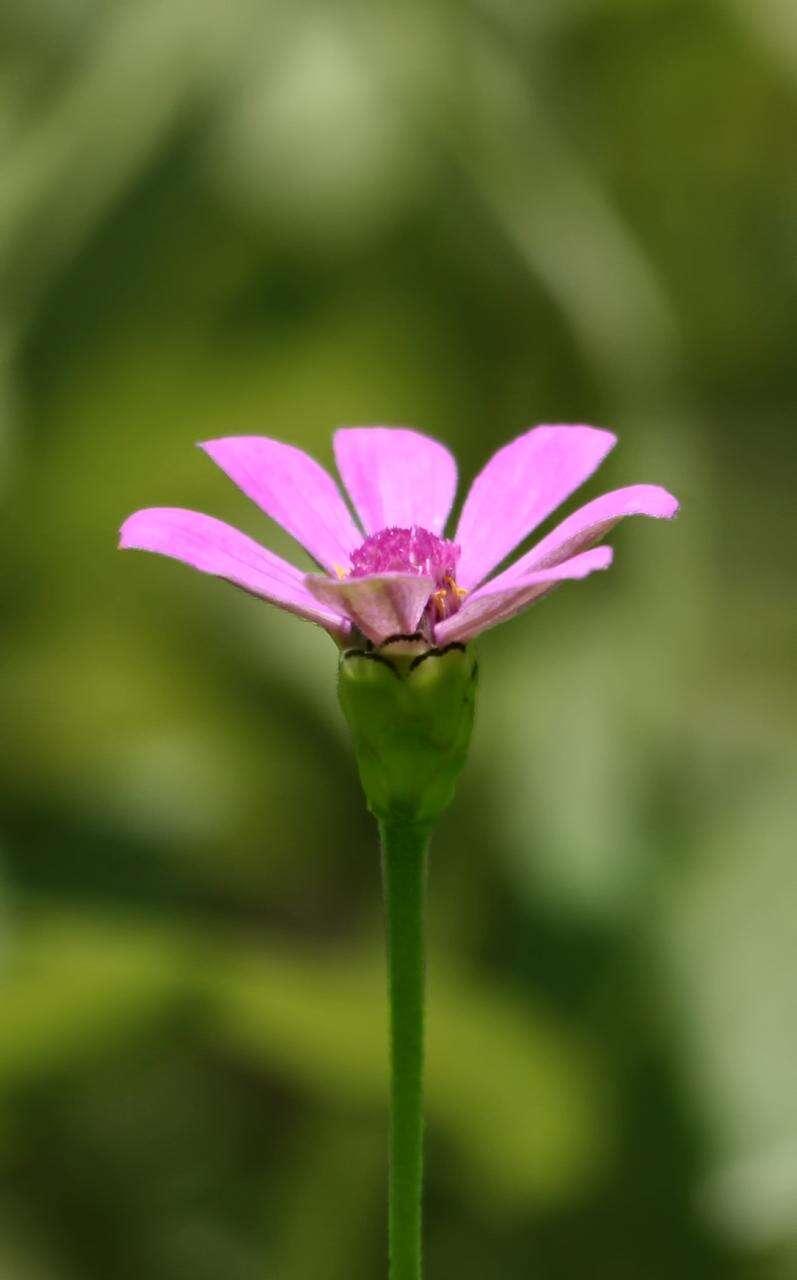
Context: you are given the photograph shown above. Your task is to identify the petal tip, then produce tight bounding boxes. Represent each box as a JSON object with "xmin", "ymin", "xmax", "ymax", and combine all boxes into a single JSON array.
[
  {"xmin": 333, "ymin": 422, "xmax": 455, "ymax": 457},
  {"xmin": 533, "ymin": 422, "xmax": 617, "ymax": 448},
  {"xmin": 118, "ymin": 510, "xmax": 145, "ymax": 550},
  {"xmin": 660, "ymin": 489, "xmax": 680, "ymax": 519},
  {"xmin": 632, "ymin": 484, "xmax": 680, "ymax": 520},
  {"xmin": 197, "ymin": 436, "xmax": 232, "ymax": 457},
  {"xmin": 198, "ymin": 434, "xmax": 271, "ymax": 457},
  {"xmin": 578, "ymin": 424, "xmax": 618, "ymax": 455}
]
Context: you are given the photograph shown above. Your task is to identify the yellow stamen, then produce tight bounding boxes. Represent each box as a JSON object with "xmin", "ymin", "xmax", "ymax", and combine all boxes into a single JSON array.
[
  {"xmin": 432, "ymin": 588, "xmax": 447, "ymax": 613},
  {"xmin": 334, "ymin": 564, "xmax": 347, "ymax": 580}
]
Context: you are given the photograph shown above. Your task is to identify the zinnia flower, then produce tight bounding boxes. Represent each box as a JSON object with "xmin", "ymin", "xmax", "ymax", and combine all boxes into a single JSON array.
[
  {"xmin": 120, "ymin": 421, "xmax": 679, "ymax": 1280},
  {"xmin": 119, "ymin": 425, "xmax": 678, "ymax": 645}
]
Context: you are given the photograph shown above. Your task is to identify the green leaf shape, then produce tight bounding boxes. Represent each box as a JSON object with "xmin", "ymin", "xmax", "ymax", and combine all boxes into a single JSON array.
[
  {"xmin": 0, "ymin": 913, "xmax": 191, "ymax": 1090},
  {"xmin": 0, "ymin": 911, "xmax": 610, "ymax": 1210},
  {"xmin": 213, "ymin": 939, "xmax": 610, "ymax": 1208}
]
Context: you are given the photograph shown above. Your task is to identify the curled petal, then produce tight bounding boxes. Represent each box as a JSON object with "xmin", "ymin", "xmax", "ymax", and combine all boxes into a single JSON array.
[
  {"xmin": 434, "ymin": 547, "xmax": 613, "ymax": 645},
  {"xmin": 455, "ymin": 425, "xmax": 616, "ymax": 589},
  {"xmin": 487, "ymin": 484, "xmax": 679, "ymax": 588},
  {"xmin": 119, "ymin": 508, "xmax": 349, "ymax": 636},
  {"xmin": 200, "ymin": 436, "xmax": 362, "ymax": 573},
  {"xmin": 334, "ymin": 427, "xmax": 457, "ymax": 536},
  {"xmin": 304, "ymin": 572, "xmax": 434, "ymax": 646}
]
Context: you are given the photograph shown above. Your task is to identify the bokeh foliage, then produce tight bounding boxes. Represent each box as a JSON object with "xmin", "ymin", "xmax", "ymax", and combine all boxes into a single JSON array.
[{"xmin": 1, "ymin": 0, "xmax": 795, "ymax": 1276}]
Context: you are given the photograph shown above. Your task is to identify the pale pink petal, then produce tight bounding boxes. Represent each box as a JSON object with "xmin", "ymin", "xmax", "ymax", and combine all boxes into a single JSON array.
[
  {"xmin": 434, "ymin": 547, "xmax": 613, "ymax": 645},
  {"xmin": 485, "ymin": 484, "xmax": 679, "ymax": 589},
  {"xmin": 304, "ymin": 572, "xmax": 434, "ymax": 646},
  {"xmin": 454, "ymin": 425, "xmax": 617, "ymax": 589},
  {"xmin": 119, "ymin": 508, "xmax": 349, "ymax": 635},
  {"xmin": 334, "ymin": 427, "xmax": 457, "ymax": 536},
  {"xmin": 200, "ymin": 437, "xmax": 363, "ymax": 574}
]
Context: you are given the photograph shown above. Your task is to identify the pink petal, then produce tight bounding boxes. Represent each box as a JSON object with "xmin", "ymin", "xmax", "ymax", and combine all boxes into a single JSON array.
[
  {"xmin": 454, "ymin": 425, "xmax": 617, "ymax": 589},
  {"xmin": 200, "ymin": 436, "xmax": 363, "ymax": 574},
  {"xmin": 119, "ymin": 508, "xmax": 349, "ymax": 635},
  {"xmin": 434, "ymin": 547, "xmax": 613, "ymax": 645},
  {"xmin": 485, "ymin": 484, "xmax": 679, "ymax": 589},
  {"xmin": 304, "ymin": 572, "xmax": 434, "ymax": 646},
  {"xmin": 334, "ymin": 427, "xmax": 457, "ymax": 536}
]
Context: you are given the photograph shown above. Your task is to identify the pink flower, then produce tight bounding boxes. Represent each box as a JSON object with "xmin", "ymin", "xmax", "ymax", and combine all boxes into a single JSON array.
[{"xmin": 119, "ymin": 426, "xmax": 678, "ymax": 647}]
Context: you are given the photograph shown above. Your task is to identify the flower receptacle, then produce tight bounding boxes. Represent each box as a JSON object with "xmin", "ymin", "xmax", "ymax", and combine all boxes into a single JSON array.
[{"xmin": 337, "ymin": 638, "xmax": 478, "ymax": 827}]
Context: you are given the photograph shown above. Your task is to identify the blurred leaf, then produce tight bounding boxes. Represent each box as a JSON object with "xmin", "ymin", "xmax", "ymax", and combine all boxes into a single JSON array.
[
  {"xmin": 0, "ymin": 910, "xmax": 610, "ymax": 1212},
  {"xmin": 213, "ymin": 938, "xmax": 611, "ymax": 1208},
  {"xmin": 658, "ymin": 766, "xmax": 797, "ymax": 1249},
  {"xmin": 0, "ymin": 913, "xmax": 189, "ymax": 1089}
]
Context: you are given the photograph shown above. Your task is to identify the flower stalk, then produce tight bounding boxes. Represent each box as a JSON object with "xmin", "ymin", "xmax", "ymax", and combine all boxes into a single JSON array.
[{"xmin": 380, "ymin": 817, "xmax": 429, "ymax": 1280}]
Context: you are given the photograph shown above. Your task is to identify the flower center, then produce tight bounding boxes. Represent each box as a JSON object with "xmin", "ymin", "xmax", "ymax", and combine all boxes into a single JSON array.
[
  {"xmin": 348, "ymin": 526, "xmax": 466, "ymax": 635},
  {"xmin": 349, "ymin": 525, "xmax": 459, "ymax": 585}
]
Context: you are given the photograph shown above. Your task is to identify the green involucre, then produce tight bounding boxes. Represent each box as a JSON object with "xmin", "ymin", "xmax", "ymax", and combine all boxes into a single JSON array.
[{"xmin": 337, "ymin": 641, "xmax": 478, "ymax": 826}]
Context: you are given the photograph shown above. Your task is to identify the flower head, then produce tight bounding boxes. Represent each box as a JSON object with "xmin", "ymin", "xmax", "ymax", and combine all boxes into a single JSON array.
[{"xmin": 119, "ymin": 425, "xmax": 678, "ymax": 647}]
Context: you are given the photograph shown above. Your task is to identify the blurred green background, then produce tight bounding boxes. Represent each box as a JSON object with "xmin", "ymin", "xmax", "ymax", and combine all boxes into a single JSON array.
[{"xmin": 1, "ymin": 0, "xmax": 795, "ymax": 1276}]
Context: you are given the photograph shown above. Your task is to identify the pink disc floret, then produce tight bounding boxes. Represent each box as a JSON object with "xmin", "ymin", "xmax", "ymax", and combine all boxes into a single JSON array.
[{"xmin": 349, "ymin": 525, "xmax": 460, "ymax": 586}]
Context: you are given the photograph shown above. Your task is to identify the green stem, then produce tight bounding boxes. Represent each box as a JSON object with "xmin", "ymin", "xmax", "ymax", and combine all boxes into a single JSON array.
[{"xmin": 379, "ymin": 817, "xmax": 430, "ymax": 1280}]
